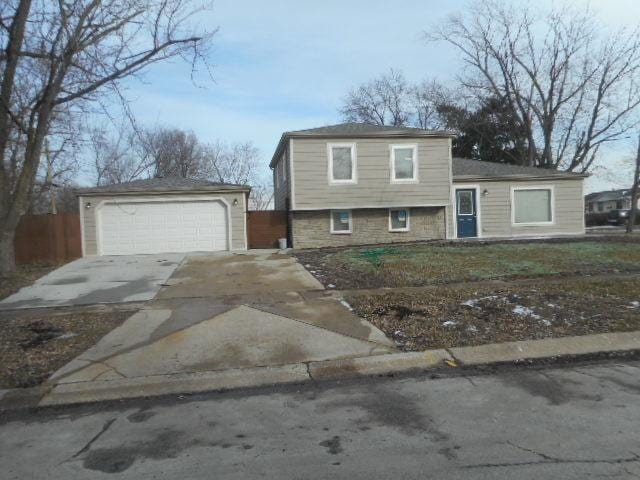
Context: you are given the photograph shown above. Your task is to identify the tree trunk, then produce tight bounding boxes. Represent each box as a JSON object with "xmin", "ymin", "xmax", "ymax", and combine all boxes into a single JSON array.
[
  {"xmin": 0, "ymin": 226, "xmax": 17, "ymax": 277},
  {"xmin": 627, "ymin": 133, "xmax": 640, "ymax": 233}
]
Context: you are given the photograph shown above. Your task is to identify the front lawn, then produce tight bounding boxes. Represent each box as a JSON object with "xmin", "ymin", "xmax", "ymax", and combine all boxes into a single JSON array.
[
  {"xmin": 296, "ymin": 238, "xmax": 640, "ymax": 289},
  {"xmin": 347, "ymin": 277, "xmax": 640, "ymax": 351},
  {"xmin": 0, "ymin": 309, "xmax": 131, "ymax": 388}
]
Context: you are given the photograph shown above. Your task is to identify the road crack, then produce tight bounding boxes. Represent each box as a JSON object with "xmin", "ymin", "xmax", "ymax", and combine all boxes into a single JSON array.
[
  {"xmin": 463, "ymin": 442, "xmax": 640, "ymax": 469},
  {"xmin": 70, "ymin": 418, "xmax": 117, "ymax": 459}
]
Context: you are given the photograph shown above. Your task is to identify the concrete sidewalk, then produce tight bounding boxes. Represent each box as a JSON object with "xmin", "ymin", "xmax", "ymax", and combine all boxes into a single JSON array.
[{"xmin": 0, "ymin": 329, "xmax": 634, "ymax": 408}]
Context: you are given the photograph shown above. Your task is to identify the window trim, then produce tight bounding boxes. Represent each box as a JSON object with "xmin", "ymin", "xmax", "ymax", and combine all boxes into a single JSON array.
[
  {"xmin": 388, "ymin": 208, "xmax": 410, "ymax": 232},
  {"xmin": 456, "ymin": 190, "xmax": 475, "ymax": 216},
  {"xmin": 510, "ymin": 185, "xmax": 555, "ymax": 226},
  {"xmin": 327, "ymin": 143, "xmax": 357, "ymax": 185},
  {"xmin": 389, "ymin": 144, "xmax": 418, "ymax": 183},
  {"xmin": 330, "ymin": 209, "xmax": 353, "ymax": 234}
]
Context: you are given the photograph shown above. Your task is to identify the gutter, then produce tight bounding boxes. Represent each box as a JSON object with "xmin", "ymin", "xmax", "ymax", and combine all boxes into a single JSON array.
[{"xmin": 76, "ymin": 187, "xmax": 252, "ymax": 197}]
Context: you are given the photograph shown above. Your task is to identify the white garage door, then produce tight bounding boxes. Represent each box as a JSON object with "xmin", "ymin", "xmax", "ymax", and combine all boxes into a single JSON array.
[{"xmin": 98, "ymin": 200, "xmax": 228, "ymax": 255}]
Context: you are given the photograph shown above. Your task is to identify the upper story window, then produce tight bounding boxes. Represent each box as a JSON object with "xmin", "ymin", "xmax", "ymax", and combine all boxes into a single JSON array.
[
  {"xmin": 328, "ymin": 143, "xmax": 357, "ymax": 184},
  {"xmin": 390, "ymin": 145, "xmax": 418, "ymax": 183}
]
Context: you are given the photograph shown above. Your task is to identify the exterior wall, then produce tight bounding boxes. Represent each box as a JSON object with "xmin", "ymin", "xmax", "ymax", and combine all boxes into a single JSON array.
[
  {"xmin": 273, "ymin": 145, "xmax": 290, "ymax": 211},
  {"xmin": 291, "ymin": 207, "xmax": 446, "ymax": 249},
  {"xmin": 452, "ymin": 178, "xmax": 585, "ymax": 238},
  {"xmin": 291, "ymin": 137, "xmax": 451, "ymax": 210},
  {"xmin": 586, "ymin": 198, "xmax": 634, "ymax": 213},
  {"xmin": 79, "ymin": 191, "xmax": 247, "ymax": 255}
]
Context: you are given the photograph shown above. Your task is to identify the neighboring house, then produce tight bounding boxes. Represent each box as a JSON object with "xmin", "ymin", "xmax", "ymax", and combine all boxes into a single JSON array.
[
  {"xmin": 270, "ymin": 123, "xmax": 587, "ymax": 248},
  {"xmin": 585, "ymin": 189, "xmax": 638, "ymax": 213},
  {"xmin": 77, "ymin": 177, "xmax": 250, "ymax": 256}
]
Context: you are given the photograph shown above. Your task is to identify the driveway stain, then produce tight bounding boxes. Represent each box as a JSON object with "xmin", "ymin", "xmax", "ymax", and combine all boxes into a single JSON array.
[
  {"xmin": 82, "ymin": 429, "xmax": 192, "ymax": 474},
  {"xmin": 46, "ymin": 276, "xmax": 89, "ymax": 285},
  {"xmin": 127, "ymin": 409, "xmax": 156, "ymax": 423},
  {"xmin": 320, "ymin": 436, "xmax": 343, "ymax": 454},
  {"xmin": 500, "ymin": 371, "xmax": 603, "ymax": 405}
]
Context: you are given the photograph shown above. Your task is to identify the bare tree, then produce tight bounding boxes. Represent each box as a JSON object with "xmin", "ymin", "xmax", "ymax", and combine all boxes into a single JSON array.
[
  {"xmin": 340, "ymin": 70, "xmax": 411, "ymax": 126},
  {"xmin": 143, "ymin": 127, "xmax": 203, "ymax": 178},
  {"xmin": 428, "ymin": 0, "xmax": 640, "ymax": 171},
  {"xmin": 627, "ymin": 132, "xmax": 640, "ymax": 233},
  {"xmin": 90, "ymin": 124, "xmax": 151, "ymax": 186},
  {"xmin": 0, "ymin": 0, "xmax": 214, "ymax": 275}
]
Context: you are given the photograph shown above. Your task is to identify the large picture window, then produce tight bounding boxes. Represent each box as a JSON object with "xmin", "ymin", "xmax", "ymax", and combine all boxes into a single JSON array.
[
  {"xmin": 512, "ymin": 188, "xmax": 553, "ymax": 224},
  {"xmin": 390, "ymin": 145, "xmax": 418, "ymax": 182},
  {"xmin": 328, "ymin": 143, "xmax": 356, "ymax": 184}
]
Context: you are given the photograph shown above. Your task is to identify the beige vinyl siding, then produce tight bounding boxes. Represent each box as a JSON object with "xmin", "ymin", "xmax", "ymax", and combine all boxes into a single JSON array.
[
  {"xmin": 273, "ymin": 146, "xmax": 290, "ymax": 211},
  {"xmin": 291, "ymin": 137, "xmax": 451, "ymax": 209},
  {"xmin": 79, "ymin": 192, "xmax": 247, "ymax": 255},
  {"xmin": 453, "ymin": 178, "xmax": 585, "ymax": 238}
]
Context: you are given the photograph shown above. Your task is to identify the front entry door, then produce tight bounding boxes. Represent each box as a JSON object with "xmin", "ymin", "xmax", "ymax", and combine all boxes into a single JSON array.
[{"xmin": 456, "ymin": 189, "xmax": 477, "ymax": 238}]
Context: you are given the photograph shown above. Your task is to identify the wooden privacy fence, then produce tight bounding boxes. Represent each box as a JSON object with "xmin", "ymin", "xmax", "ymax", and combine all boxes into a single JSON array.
[
  {"xmin": 247, "ymin": 211, "xmax": 287, "ymax": 249},
  {"xmin": 15, "ymin": 213, "xmax": 82, "ymax": 264}
]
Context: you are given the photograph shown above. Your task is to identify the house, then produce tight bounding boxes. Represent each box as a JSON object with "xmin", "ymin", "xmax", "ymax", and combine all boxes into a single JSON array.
[
  {"xmin": 270, "ymin": 123, "xmax": 587, "ymax": 248},
  {"xmin": 585, "ymin": 189, "xmax": 638, "ymax": 213},
  {"xmin": 77, "ymin": 177, "xmax": 250, "ymax": 256}
]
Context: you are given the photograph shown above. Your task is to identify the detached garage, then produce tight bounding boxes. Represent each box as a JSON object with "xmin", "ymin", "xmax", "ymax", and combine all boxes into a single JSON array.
[{"xmin": 77, "ymin": 177, "xmax": 250, "ymax": 256}]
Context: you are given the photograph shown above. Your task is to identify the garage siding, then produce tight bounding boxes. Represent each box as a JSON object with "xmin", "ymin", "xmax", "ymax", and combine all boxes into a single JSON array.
[{"xmin": 79, "ymin": 192, "xmax": 247, "ymax": 255}]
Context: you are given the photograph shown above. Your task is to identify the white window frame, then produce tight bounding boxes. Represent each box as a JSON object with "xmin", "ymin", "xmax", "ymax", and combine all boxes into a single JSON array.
[
  {"xmin": 388, "ymin": 208, "xmax": 410, "ymax": 232},
  {"xmin": 511, "ymin": 185, "xmax": 555, "ymax": 226},
  {"xmin": 327, "ymin": 143, "xmax": 357, "ymax": 185},
  {"xmin": 389, "ymin": 144, "xmax": 418, "ymax": 183},
  {"xmin": 330, "ymin": 209, "xmax": 353, "ymax": 234}
]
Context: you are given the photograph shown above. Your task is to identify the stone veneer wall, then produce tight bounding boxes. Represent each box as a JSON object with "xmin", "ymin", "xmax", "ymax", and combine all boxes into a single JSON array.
[{"xmin": 291, "ymin": 207, "xmax": 446, "ymax": 249}]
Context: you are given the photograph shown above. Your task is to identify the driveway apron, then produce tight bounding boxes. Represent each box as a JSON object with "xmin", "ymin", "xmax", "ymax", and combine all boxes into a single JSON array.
[{"xmin": 49, "ymin": 251, "xmax": 394, "ymax": 385}]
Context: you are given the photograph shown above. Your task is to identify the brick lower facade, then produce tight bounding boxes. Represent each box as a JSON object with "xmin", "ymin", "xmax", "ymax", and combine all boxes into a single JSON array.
[{"xmin": 291, "ymin": 207, "xmax": 446, "ymax": 249}]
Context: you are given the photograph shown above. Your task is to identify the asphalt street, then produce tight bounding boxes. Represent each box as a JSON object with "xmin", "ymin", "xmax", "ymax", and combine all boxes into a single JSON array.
[{"xmin": 2, "ymin": 359, "xmax": 639, "ymax": 479}]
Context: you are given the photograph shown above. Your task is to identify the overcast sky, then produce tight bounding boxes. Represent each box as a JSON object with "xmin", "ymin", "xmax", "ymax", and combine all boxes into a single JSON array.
[{"xmin": 114, "ymin": 0, "xmax": 639, "ymax": 192}]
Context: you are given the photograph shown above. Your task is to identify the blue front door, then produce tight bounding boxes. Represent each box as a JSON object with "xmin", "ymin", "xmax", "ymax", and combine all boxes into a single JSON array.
[{"xmin": 456, "ymin": 189, "xmax": 477, "ymax": 238}]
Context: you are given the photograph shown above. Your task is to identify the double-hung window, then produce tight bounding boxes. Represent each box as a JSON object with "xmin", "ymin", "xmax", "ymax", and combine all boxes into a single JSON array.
[
  {"xmin": 328, "ymin": 143, "xmax": 357, "ymax": 184},
  {"xmin": 389, "ymin": 208, "xmax": 410, "ymax": 232},
  {"xmin": 512, "ymin": 187, "xmax": 554, "ymax": 225},
  {"xmin": 330, "ymin": 210, "xmax": 352, "ymax": 234},
  {"xmin": 390, "ymin": 145, "xmax": 418, "ymax": 183}
]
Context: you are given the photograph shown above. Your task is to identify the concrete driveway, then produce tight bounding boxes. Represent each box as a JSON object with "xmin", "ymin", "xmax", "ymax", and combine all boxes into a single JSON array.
[
  {"xmin": 0, "ymin": 254, "xmax": 184, "ymax": 309},
  {"xmin": 47, "ymin": 251, "xmax": 394, "ymax": 392}
]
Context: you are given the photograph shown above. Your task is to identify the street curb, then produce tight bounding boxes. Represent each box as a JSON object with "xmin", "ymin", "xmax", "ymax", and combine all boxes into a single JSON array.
[{"xmin": 2, "ymin": 330, "xmax": 640, "ymax": 410}]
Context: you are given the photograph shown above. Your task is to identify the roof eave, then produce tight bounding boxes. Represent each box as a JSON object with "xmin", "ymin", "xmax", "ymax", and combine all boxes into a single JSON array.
[
  {"xmin": 76, "ymin": 186, "xmax": 251, "ymax": 196},
  {"xmin": 453, "ymin": 173, "xmax": 588, "ymax": 182}
]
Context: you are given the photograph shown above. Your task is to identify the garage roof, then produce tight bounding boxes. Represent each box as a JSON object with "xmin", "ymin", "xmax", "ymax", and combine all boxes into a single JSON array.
[
  {"xmin": 452, "ymin": 157, "xmax": 588, "ymax": 181},
  {"xmin": 77, "ymin": 176, "xmax": 251, "ymax": 196}
]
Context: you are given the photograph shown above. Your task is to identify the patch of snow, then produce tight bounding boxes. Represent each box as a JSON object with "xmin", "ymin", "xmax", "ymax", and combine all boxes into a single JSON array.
[
  {"xmin": 467, "ymin": 325, "xmax": 478, "ymax": 333},
  {"xmin": 630, "ymin": 301, "xmax": 640, "ymax": 308},
  {"xmin": 547, "ymin": 303, "xmax": 557, "ymax": 308},
  {"xmin": 394, "ymin": 330, "xmax": 404, "ymax": 337},
  {"xmin": 461, "ymin": 299, "xmax": 478, "ymax": 307},
  {"xmin": 57, "ymin": 332, "xmax": 78, "ymax": 340},
  {"xmin": 305, "ymin": 264, "xmax": 312, "ymax": 267},
  {"xmin": 327, "ymin": 283, "xmax": 336, "ymax": 289},
  {"xmin": 442, "ymin": 320, "xmax": 458, "ymax": 327},
  {"xmin": 512, "ymin": 305, "xmax": 541, "ymax": 319},
  {"xmin": 339, "ymin": 299, "xmax": 353, "ymax": 311}
]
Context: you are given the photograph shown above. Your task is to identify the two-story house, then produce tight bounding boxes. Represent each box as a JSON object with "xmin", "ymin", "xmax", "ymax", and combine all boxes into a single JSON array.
[{"xmin": 271, "ymin": 123, "xmax": 587, "ymax": 249}]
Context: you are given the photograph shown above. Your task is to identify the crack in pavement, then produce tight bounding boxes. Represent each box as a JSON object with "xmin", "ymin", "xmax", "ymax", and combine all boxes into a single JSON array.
[
  {"xmin": 462, "ymin": 442, "xmax": 640, "ymax": 469},
  {"xmin": 69, "ymin": 418, "xmax": 117, "ymax": 460}
]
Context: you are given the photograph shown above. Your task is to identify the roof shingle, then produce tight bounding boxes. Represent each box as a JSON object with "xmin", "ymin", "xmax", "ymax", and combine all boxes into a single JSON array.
[{"xmin": 452, "ymin": 157, "xmax": 587, "ymax": 179}]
